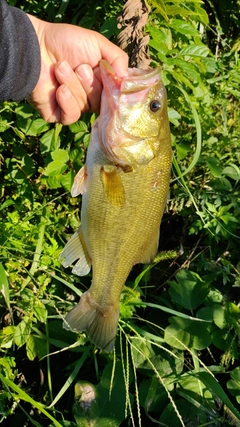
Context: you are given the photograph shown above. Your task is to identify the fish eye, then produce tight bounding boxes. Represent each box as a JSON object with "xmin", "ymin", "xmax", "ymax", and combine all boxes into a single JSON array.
[{"xmin": 150, "ymin": 100, "xmax": 161, "ymax": 112}]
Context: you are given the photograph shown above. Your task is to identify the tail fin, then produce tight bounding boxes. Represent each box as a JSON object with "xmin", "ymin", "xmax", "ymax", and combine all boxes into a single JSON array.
[{"xmin": 63, "ymin": 291, "xmax": 119, "ymax": 352}]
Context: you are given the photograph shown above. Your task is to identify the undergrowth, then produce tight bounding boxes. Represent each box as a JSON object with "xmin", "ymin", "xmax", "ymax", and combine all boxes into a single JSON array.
[{"xmin": 0, "ymin": 0, "xmax": 240, "ymax": 426}]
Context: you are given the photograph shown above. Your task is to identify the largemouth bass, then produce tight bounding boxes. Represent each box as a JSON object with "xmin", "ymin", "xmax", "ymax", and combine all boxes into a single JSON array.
[{"xmin": 60, "ymin": 60, "xmax": 171, "ymax": 352}]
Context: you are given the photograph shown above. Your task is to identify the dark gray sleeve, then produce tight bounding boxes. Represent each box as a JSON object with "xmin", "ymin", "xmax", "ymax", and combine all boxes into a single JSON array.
[{"xmin": 0, "ymin": 0, "xmax": 41, "ymax": 102}]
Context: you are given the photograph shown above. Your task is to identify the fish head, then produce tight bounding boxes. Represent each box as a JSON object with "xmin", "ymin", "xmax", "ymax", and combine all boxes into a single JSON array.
[{"xmin": 99, "ymin": 60, "xmax": 170, "ymax": 168}]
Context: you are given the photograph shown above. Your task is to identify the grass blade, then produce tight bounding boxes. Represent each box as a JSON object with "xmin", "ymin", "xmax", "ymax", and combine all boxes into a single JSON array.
[
  {"xmin": 48, "ymin": 345, "xmax": 91, "ymax": 408},
  {"xmin": 0, "ymin": 262, "xmax": 10, "ymax": 311},
  {"xmin": 0, "ymin": 373, "xmax": 63, "ymax": 427},
  {"xmin": 134, "ymin": 301, "xmax": 211, "ymax": 321}
]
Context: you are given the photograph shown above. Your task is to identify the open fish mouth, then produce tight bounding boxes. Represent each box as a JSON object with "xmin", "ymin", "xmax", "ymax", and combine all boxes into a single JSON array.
[{"xmin": 100, "ymin": 59, "xmax": 162, "ymax": 94}]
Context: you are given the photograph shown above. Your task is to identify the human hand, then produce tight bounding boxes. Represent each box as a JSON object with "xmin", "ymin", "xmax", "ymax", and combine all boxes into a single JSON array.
[{"xmin": 27, "ymin": 15, "xmax": 128, "ymax": 125}]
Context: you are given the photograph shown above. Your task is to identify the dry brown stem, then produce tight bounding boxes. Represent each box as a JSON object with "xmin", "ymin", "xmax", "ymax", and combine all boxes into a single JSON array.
[{"xmin": 117, "ymin": 0, "xmax": 151, "ymax": 69}]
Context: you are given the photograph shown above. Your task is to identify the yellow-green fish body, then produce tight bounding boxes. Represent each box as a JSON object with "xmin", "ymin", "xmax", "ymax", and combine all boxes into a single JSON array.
[{"xmin": 61, "ymin": 61, "xmax": 172, "ymax": 351}]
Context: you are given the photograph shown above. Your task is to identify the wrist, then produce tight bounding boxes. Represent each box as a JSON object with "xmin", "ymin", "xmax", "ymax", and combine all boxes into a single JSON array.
[{"xmin": 26, "ymin": 14, "xmax": 48, "ymax": 48}]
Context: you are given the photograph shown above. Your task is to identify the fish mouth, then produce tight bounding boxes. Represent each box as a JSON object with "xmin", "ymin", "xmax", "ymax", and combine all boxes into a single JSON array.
[{"xmin": 100, "ymin": 60, "xmax": 161, "ymax": 95}]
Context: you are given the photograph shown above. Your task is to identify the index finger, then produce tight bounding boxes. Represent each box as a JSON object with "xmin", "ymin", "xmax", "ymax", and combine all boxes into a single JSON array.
[{"xmin": 96, "ymin": 33, "xmax": 129, "ymax": 77}]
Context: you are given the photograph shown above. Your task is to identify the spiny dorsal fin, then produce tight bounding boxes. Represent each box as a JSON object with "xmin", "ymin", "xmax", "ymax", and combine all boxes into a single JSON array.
[
  {"xmin": 60, "ymin": 227, "xmax": 91, "ymax": 276},
  {"xmin": 100, "ymin": 165, "xmax": 125, "ymax": 207},
  {"xmin": 71, "ymin": 165, "xmax": 87, "ymax": 197}
]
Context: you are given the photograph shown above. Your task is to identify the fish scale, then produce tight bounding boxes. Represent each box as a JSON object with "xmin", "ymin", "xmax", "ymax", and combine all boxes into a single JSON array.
[{"xmin": 60, "ymin": 60, "xmax": 172, "ymax": 351}]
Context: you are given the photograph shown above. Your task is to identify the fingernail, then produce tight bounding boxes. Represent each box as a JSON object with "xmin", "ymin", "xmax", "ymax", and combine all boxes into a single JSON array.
[
  {"xmin": 57, "ymin": 61, "xmax": 72, "ymax": 77},
  {"xmin": 76, "ymin": 64, "xmax": 93, "ymax": 81}
]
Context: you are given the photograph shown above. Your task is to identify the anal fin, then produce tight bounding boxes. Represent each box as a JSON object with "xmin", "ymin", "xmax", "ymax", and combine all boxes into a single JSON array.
[{"xmin": 60, "ymin": 227, "xmax": 91, "ymax": 276}]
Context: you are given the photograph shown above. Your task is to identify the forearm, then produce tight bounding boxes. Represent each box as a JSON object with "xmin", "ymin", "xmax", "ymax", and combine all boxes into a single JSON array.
[{"xmin": 0, "ymin": 0, "xmax": 41, "ymax": 102}]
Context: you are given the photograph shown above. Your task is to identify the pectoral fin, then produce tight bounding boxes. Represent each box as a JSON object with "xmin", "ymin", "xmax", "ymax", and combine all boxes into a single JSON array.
[
  {"xmin": 60, "ymin": 226, "xmax": 91, "ymax": 276},
  {"xmin": 71, "ymin": 165, "xmax": 87, "ymax": 197},
  {"xmin": 100, "ymin": 165, "xmax": 125, "ymax": 207}
]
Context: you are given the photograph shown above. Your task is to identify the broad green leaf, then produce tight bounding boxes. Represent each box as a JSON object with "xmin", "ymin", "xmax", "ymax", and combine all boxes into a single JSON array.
[
  {"xmin": 51, "ymin": 149, "xmax": 69, "ymax": 163},
  {"xmin": 0, "ymin": 356, "xmax": 16, "ymax": 380},
  {"xmin": 202, "ymin": 57, "xmax": 218, "ymax": 74},
  {"xmin": 170, "ymin": 19, "xmax": 199, "ymax": 37},
  {"xmin": 174, "ymin": 59, "xmax": 201, "ymax": 82},
  {"xmin": 44, "ymin": 161, "xmax": 68, "ymax": 177},
  {"xmin": 227, "ymin": 380, "xmax": 240, "ymax": 404},
  {"xmin": 165, "ymin": 5, "xmax": 208, "ymax": 25},
  {"xmin": 25, "ymin": 118, "xmax": 49, "ymax": 136},
  {"xmin": 100, "ymin": 17, "xmax": 118, "ymax": 38},
  {"xmin": 229, "ymin": 367, "xmax": 240, "ymax": 382},
  {"xmin": 178, "ymin": 45, "xmax": 209, "ymax": 58},
  {"xmin": 168, "ymin": 269, "xmax": 209, "ymax": 310},
  {"xmin": 171, "ymin": 70, "xmax": 195, "ymax": 90},
  {"xmin": 159, "ymin": 400, "xmax": 187, "ymax": 427},
  {"xmin": 164, "ymin": 316, "xmax": 211, "ymax": 350},
  {"xmin": 177, "ymin": 142, "xmax": 191, "ymax": 160},
  {"xmin": 44, "ymin": 175, "xmax": 63, "ymax": 189},
  {"xmin": 206, "ymin": 157, "xmax": 222, "ymax": 177},
  {"xmin": 15, "ymin": 104, "xmax": 34, "ymax": 119},
  {"xmin": 40, "ymin": 128, "xmax": 61, "ymax": 154},
  {"xmin": 33, "ymin": 300, "xmax": 48, "ymax": 323},
  {"xmin": 164, "ymin": 322, "xmax": 191, "ymax": 350},
  {"xmin": 178, "ymin": 374, "xmax": 215, "ymax": 413},
  {"xmin": 227, "ymin": 368, "xmax": 240, "ymax": 404},
  {"xmin": 168, "ymin": 107, "xmax": 181, "ymax": 126},
  {"xmin": 148, "ymin": 0, "xmax": 168, "ymax": 21},
  {"xmin": 211, "ymin": 330, "xmax": 238, "ymax": 356},
  {"xmin": 212, "ymin": 304, "xmax": 226, "ymax": 329},
  {"xmin": 0, "ymin": 117, "xmax": 9, "ymax": 132},
  {"xmin": 147, "ymin": 25, "xmax": 172, "ymax": 53},
  {"xmin": 14, "ymin": 318, "xmax": 32, "ymax": 348},
  {"xmin": 0, "ymin": 325, "xmax": 14, "ymax": 349},
  {"xmin": 0, "ymin": 199, "xmax": 15, "ymax": 211},
  {"xmin": 69, "ymin": 148, "xmax": 84, "ymax": 165},
  {"xmin": 61, "ymin": 171, "xmax": 75, "ymax": 191},
  {"xmin": 222, "ymin": 164, "xmax": 240, "ymax": 181},
  {"xmin": 21, "ymin": 154, "xmax": 36, "ymax": 177},
  {"xmin": 69, "ymin": 121, "xmax": 88, "ymax": 134},
  {"xmin": 15, "ymin": 104, "xmax": 49, "ymax": 135},
  {"xmin": 26, "ymin": 334, "xmax": 47, "ymax": 360},
  {"xmin": 160, "ymin": 398, "xmax": 211, "ymax": 426},
  {"xmin": 132, "ymin": 340, "xmax": 184, "ymax": 377}
]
